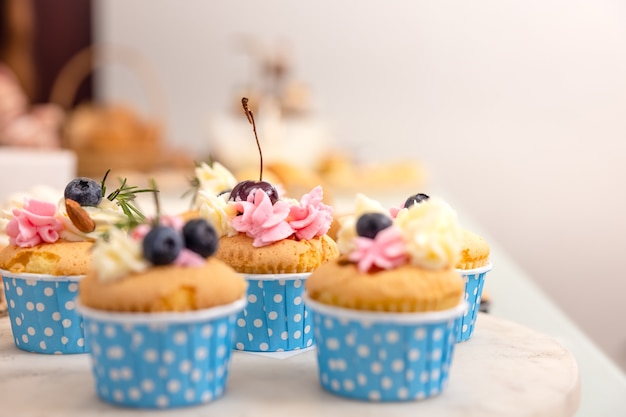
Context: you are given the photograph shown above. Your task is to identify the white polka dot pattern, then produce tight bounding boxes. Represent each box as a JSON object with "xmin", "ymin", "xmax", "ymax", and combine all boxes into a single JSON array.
[
  {"xmin": 455, "ymin": 265, "xmax": 492, "ymax": 343},
  {"xmin": 2, "ymin": 273, "xmax": 88, "ymax": 354},
  {"xmin": 234, "ymin": 274, "xmax": 313, "ymax": 352},
  {"xmin": 81, "ymin": 310, "xmax": 240, "ymax": 408},
  {"xmin": 309, "ymin": 307, "xmax": 459, "ymax": 401}
]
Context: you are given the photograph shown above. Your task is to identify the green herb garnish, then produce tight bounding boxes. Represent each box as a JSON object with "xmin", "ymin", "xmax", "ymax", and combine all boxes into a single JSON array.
[{"xmin": 99, "ymin": 169, "xmax": 156, "ymax": 229}]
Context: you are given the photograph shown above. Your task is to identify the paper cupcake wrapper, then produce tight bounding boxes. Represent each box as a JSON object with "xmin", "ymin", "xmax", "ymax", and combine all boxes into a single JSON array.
[
  {"xmin": 455, "ymin": 263, "xmax": 492, "ymax": 343},
  {"xmin": 305, "ymin": 295, "xmax": 467, "ymax": 402},
  {"xmin": 234, "ymin": 273, "xmax": 313, "ymax": 352},
  {"xmin": 0, "ymin": 277, "xmax": 7, "ymax": 315},
  {"xmin": 77, "ymin": 298, "xmax": 246, "ymax": 409},
  {"xmin": 1, "ymin": 269, "xmax": 87, "ymax": 354}
]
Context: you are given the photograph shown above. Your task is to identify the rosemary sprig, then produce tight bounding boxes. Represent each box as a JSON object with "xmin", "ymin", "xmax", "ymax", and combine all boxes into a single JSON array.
[
  {"xmin": 100, "ymin": 169, "xmax": 111, "ymax": 197},
  {"xmin": 109, "ymin": 181, "xmax": 155, "ymax": 223},
  {"xmin": 99, "ymin": 170, "xmax": 157, "ymax": 229}
]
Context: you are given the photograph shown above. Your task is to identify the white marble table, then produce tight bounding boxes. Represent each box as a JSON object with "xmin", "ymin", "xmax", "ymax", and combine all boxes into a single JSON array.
[{"xmin": 0, "ymin": 313, "xmax": 580, "ymax": 417}]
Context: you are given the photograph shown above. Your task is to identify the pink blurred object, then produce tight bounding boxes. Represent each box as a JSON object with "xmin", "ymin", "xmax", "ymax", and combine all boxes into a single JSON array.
[{"xmin": 0, "ymin": 64, "xmax": 64, "ymax": 148}]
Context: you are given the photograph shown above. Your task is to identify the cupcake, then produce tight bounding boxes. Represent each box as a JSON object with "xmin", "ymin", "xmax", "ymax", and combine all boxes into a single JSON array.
[
  {"xmin": 0, "ymin": 173, "xmax": 146, "ymax": 354},
  {"xmin": 193, "ymin": 98, "xmax": 339, "ymax": 352},
  {"xmin": 305, "ymin": 194, "xmax": 466, "ymax": 401},
  {"xmin": 77, "ymin": 213, "xmax": 247, "ymax": 408},
  {"xmin": 200, "ymin": 175, "xmax": 338, "ymax": 353},
  {"xmin": 393, "ymin": 193, "xmax": 493, "ymax": 342},
  {"xmin": 455, "ymin": 228, "xmax": 492, "ymax": 342}
]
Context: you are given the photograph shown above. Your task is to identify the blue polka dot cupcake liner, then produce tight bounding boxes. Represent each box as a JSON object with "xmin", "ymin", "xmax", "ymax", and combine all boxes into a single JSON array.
[
  {"xmin": 1, "ymin": 269, "xmax": 88, "ymax": 354},
  {"xmin": 455, "ymin": 263, "xmax": 492, "ymax": 343},
  {"xmin": 77, "ymin": 297, "xmax": 246, "ymax": 409},
  {"xmin": 234, "ymin": 273, "xmax": 313, "ymax": 352},
  {"xmin": 305, "ymin": 295, "xmax": 467, "ymax": 402}
]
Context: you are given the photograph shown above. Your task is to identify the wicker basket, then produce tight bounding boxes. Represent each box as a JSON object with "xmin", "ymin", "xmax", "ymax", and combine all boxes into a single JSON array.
[{"xmin": 50, "ymin": 45, "xmax": 168, "ymax": 179}]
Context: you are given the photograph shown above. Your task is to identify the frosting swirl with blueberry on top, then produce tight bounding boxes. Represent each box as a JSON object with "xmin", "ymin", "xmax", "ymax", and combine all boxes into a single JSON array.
[
  {"xmin": 336, "ymin": 193, "xmax": 462, "ymax": 272},
  {"xmin": 93, "ymin": 212, "xmax": 222, "ymax": 282},
  {"xmin": 335, "ymin": 194, "xmax": 387, "ymax": 255}
]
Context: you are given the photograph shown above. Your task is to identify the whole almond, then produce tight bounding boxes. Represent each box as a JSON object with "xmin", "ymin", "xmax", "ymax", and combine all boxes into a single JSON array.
[{"xmin": 65, "ymin": 199, "xmax": 96, "ymax": 233}]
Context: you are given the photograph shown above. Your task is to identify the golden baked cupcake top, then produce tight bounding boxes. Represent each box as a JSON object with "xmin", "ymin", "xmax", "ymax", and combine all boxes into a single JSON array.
[
  {"xmin": 306, "ymin": 194, "xmax": 464, "ymax": 312},
  {"xmin": 0, "ymin": 240, "xmax": 92, "ymax": 275},
  {"xmin": 79, "ymin": 216, "xmax": 246, "ymax": 313},
  {"xmin": 456, "ymin": 229, "xmax": 491, "ymax": 270},
  {"xmin": 215, "ymin": 233, "xmax": 338, "ymax": 274}
]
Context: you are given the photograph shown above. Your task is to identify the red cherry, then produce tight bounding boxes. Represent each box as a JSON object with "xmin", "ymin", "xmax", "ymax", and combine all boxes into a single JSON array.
[{"xmin": 229, "ymin": 180, "xmax": 279, "ymax": 204}]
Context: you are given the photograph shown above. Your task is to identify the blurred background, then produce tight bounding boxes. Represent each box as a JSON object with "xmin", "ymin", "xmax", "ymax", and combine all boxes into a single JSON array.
[{"xmin": 1, "ymin": 0, "xmax": 625, "ymax": 372}]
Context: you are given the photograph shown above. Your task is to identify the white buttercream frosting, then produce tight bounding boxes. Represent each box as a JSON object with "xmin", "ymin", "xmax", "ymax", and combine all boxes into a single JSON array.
[
  {"xmin": 194, "ymin": 161, "xmax": 238, "ymax": 197},
  {"xmin": 58, "ymin": 197, "xmax": 127, "ymax": 242},
  {"xmin": 196, "ymin": 191, "xmax": 238, "ymax": 237},
  {"xmin": 91, "ymin": 227, "xmax": 149, "ymax": 282},
  {"xmin": 394, "ymin": 197, "xmax": 462, "ymax": 269}
]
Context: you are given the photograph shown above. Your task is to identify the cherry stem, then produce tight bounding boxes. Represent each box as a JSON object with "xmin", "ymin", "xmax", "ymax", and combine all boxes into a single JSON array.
[{"xmin": 242, "ymin": 97, "xmax": 263, "ymax": 181}]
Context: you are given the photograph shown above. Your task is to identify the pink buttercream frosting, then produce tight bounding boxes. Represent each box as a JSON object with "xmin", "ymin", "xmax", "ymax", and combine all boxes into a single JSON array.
[
  {"xmin": 288, "ymin": 186, "xmax": 333, "ymax": 240},
  {"xmin": 232, "ymin": 189, "xmax": 293, "ymax": 247},
  {"xmin": 389, "ymin": 205, "xmax": 403, "ymax": 219},
  {"xmin": 348, "ymin": 226, "xmax": 408, "ymax": 273},
  {"xmin": 131, "ymin": 215, "xmax": 185, "ymax": 240},
  {"xmin": 173, "ymin": 248, "xmax": 206, "ymax": 267},
  {"xmin": 6, "ymin": 198, "xmax": 64, "ymax": 247},
  {"xmin": 228, "ymin": 186, "xmax": 334, "ymax": 247}
]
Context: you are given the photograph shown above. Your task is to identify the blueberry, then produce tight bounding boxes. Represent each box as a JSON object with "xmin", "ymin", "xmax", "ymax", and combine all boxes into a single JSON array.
[
  {"xmin": 229, "ymin": 180, "xmax": 279, "ymax": 204},
  {"xmin": 356, "ymin": 213, "xmax": 392, "ymax": 239},
  {"xmin": 183, "ymin": 219, "xmax": 218, "ymax": 258},
  {"xmin": 404, "ymin": 193, "xmax": 430, "ymax": 208},
  {"xmin": 142, "ymin": 226, "xmax": 183, "ymax": 265},
  {"xmin": 64, "ymin": 177, "xmax": 102, "ymax": 207}
]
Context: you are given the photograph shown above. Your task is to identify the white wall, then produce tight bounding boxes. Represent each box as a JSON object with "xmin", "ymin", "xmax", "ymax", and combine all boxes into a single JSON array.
[{"xmin": 95, "ymin": 0, "xmax": 626, "ymax": 370}]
